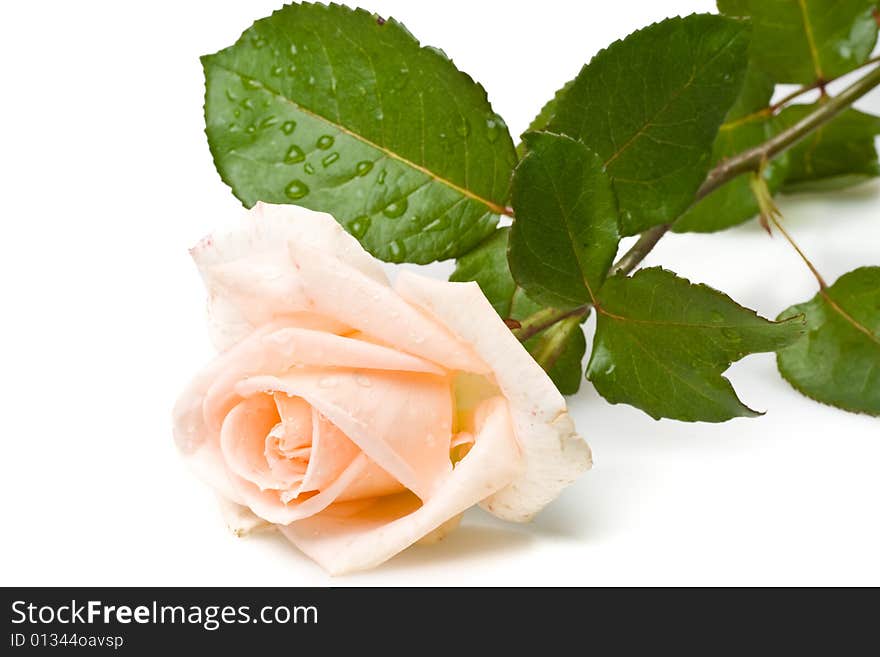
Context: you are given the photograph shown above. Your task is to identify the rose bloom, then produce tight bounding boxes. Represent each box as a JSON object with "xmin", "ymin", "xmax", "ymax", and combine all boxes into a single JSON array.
[{"xmin": 173, "ymin": 203, "xmax": 591, "ymax": 574}]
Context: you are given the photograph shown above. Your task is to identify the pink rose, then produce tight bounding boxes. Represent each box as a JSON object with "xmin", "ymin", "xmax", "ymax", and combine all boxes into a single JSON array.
[{"xmin": 173, "ymin": 203, "xmax": 592, "ymax": 574}]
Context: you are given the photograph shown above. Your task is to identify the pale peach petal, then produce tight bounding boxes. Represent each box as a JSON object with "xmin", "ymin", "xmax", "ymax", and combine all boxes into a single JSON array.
[
  {"xmin": 202, "ymin": 323, "xmax": 445, "ymax": 435},
  {"xmin": 236, "ymin": 368, "xmax": 453, "ymax": 500},
  {"xmin": 288, "ymin": 242, "xmax": 490, "ymax": 375},
  {"xmin": 192, "ymin": 203, "xmax": 387, "ymax": 351},
  {"xmin": 216, "ymin": 496, "xmax": 271, "ymax": 537},
  {"xmin": 298, "ymin": 411, "xmax": 361, "ymax": 493},
  {"xmin": 230, "ymin": 453, "xmax": 372, "ymax": 525},
  {"xmin": 219, "ymin": 395, "xmax": 281, "ymax": 491},
  {"xmin": 395, "ymin": 272, "xmax": 592, "ymax": 522},
  {"xmin": 279, "ymin": 397, "xmax": 523, "ymax": 575}
]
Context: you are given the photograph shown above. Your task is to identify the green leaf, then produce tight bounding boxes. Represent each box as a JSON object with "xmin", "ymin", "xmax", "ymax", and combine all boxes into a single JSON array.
[
  {"xmin": 202, "ymin": 3, "xmax": 516, "ymax": 264},
  {"xmin": 508, "ymin": 132, "xmax": 620, "ymax": 309},
  {"xmin": 587, "ymin": 268, "xmax": 805, "ymax": 422},
  {"xmin": 777, "ymin": 267, "xmax": 880, "ymax": 415},
  {"xmin": 515, "ymin": 78, "xmax": 575, "ymax": 158},
  {"xmin": 776, "ymin": 105, "xmax": 880, "ymax": 192},
  {"xmin": 546, "ymin": 14, "xmax": 751, "ymax": 235},
  {"xmin": 720, "ymin": 0, "xmax": 879, "ymax": 84},
  {"xmin": 450, "ymin": 229, "xmax": 587, "ymax": 394},
  {"xmin": 725, "ymin": 64, "xmax": 776, "ymax": 122}
]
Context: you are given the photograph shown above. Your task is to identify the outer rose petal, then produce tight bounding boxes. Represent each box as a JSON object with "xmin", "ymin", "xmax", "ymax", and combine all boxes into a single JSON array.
[
  {"xmin": 395, "ymin": 272, "xmax": 593, "ymax": 522},
  {"xmin": 278, "ymin": 398, "xmax": 523, "ymax": 575},
  {"xmin": 191, "ymin": 203, "xmax": 388, "ymax": 350}
]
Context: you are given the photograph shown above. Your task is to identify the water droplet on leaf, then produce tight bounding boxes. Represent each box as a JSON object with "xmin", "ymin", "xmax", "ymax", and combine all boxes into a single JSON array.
[
  {"xmin": 349, "ymin": 216, "xmax": 371, "ymax": 238},
  {"xmin": 284, "ymin": 179, "xmax": 309, "ymax": 200},
  {"xmin": 317, "ymin": 135, "xmax": 335, "ymax": 150},
  {"xmin": 284, "ymin": 145, "xmax": 306, "ymax": 164},
  {"xmin": 383, "ymin": 198, "xmax": 408, "ymax": 218},
  {"xmin": 388, "ymin": 240, "xmax": 406, "ymax": 262},
  {"xmin": 355, "ymin": 161, "xmax": 374, "ymax": 177},
  {"xmin": 304, "ymin": 163, "xmax": 315, "ymax": 175},
  {"xmin": 281, "ymin": 121, "xmax": 296, "ymax": 135},
  {"xmin": 322, "ymin": 152, "xmax": 339, "ymax": 167}
]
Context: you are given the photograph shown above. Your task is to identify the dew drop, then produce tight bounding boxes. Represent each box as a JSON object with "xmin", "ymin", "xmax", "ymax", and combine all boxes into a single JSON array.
[
  {"xmin": 424, "ymin": 217, "xmax": 449, "ymax": 232},
  {"xmin": 284, "ymin": 144, "xmax": 306, "ymax": 164},
  {"xmin": 317, "ymin": 135, "xmax": 335, "ymax": 150},
  {"xmin": 304, "ymin": 163, "xmax": 316, "ymax": 175},
  {"xmin": 245, "ymin": 124, "xmax": 256, "ymax": 134},
  {"xmin": 377, "ymin": 170, "xmax": 387, "ymax": 185},
  {"xmin": 322, "ymin": 152, "xmax": 340, "ymax": 167},
  {"xmin": 392, "ymin": 66, "xmax": 409, "ymax": 90},
  {"xmin": 259, "ymin": 115, "xmax": 278, "ymax": 129},
  {"xmin": 355, "ymin": 374, "xmax": 372, "ymax": 388},
  {"xmin": 225, "ymin": 89, "xmax": 238, "ymax": 102},
  {"xmin": 290, "ymin": 44, "xmax": 298, "ymax": 55},
  {"xmin": 288, "ymin": 64, "xmax": 297, "ymax": 75},
  {"xmin": 271, "ymin": 66, "xmax": 284, "ymax": 76},
  {"xmin": 375, "ymin": 108, "xmax": 385, "ymax": 121},
  {"xmin": 281, "ymin": 121, "xmax": 296, "ymax": 135},
  {"xmin": 318, "ymin": 376, "xmax": 338, "ymax": 389},
  {"xmin": 284, "ymin": 179, "xmax": 309, "ymax": 200},
  {"xmin": 486, "ymin": 117, "xmax": 501, "ymax": 143},
  {"xmin": 388, "ymin": 240, "xmax": 406, "ymax": 262},
  {"xmin": 355, "ymin": 161, "xmax": 374, "ymax": 177},
  {"xmin": 383, "ymin": 198, "xmax": 408, "ymax": 218},
  {"xmin": 252, "ymin": 36, "xmax": 267, "ymax": 49},
  {"xmin": 233, "ymin": 109, "xmax": 241, "ymax": 118},
  {"xmin": 349, "ymin": 215, "xmax": 371, "ymax": 238},
  {"xmin": 242, "ymin": 78, "xmax": 261, "ymax": 90},
  {"xmin": 308, "ymin": 75, "xmax": 316, "ymax": 86},
  {"xmin": 240, "ymin": 98, "xmax": 254, "ymax": 110}
]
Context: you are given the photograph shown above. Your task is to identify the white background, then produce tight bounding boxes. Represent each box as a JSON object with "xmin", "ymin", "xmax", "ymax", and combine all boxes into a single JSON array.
[{"xmin": 2, "ymin": 0, "xmax": 878, "ymax": 586}]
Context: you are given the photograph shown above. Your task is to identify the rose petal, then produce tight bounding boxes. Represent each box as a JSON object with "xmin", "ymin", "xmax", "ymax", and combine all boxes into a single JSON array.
[
  {"xmin": 236, "ymin": 368, "xmax": 453, "ymax": 500},
  {"xmin": 298, "ymin": 411, "xmax": 361, "ymax": 494},
  {"xmin": 192, "ymin": 203, "xmax": 388, "ymax": 351},
  {"xmin": 220, "ymin": 395, "xmax": 283, "ymax": 490},
  {"xmin": 278, "ymin": 397, "xmax": 523, "ymax": 575},
  {"xmin": 394, "ymin": 272, "xmax": 593, "ymax": 522},
  {"xmin": 288, "ymin": 241, "xmax": 489, "ymax": 375}
]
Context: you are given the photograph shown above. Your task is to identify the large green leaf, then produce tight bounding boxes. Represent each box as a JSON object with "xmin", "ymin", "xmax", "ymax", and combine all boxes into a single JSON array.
[
  {"xmin": 775, "ymin": 104, "xmax": 880, "ymax": 192},
  {"xmin": 450, "ymin": 228, "xmax": 586, "ymax": 394},
  {"xmin": 546, "ymin": 14, "xmax": 751, "ymax": 235},
  {"xmin": 587, "ymin": 268, "xmax": 805, "ymax": 422},
  {"xmin": 719, "ymin": 0, "xmax": 879, "ymax": 84},
  {"xmin": 777, "ymin": 267, "xmax": 880, "ymax": 415},
  {"xmin": 508, "ymin": 133, "xmax": 619, "ymax": 310},
  {"xmin": 203, "ymin": 3, "xmax": 516, "ymax": 264}
]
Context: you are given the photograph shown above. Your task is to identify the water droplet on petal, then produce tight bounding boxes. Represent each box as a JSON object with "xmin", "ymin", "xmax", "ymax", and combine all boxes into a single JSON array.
[
  {"xmin": 355, "ymin": 374, "xmax": 372, "ymax": 388},
  {"xmin": 388, "ymin": 240, "xmax": 406, "ymax": 262},
  {"xmin": 349, "ymin": 216, "xmax": 371, "ymax": 238},
  {"xmin": 317, "ymin": 135, "xmax": 335, "ymax": 150},
  {"xmin": 318, "ymin": 376, "xmax": 338, "ymax": 389},
  {"xmin": 284, "ymin": 179, "xmax": 309, "ymax": 200},
  {"xmin": 383, "ymin": 198, "xmax": 408, "ymax": 218},
  {"xmin": 284, "ymin": 145, "xmax": 305, "ymax": 164},
  {"xmin": 281, "ymin": 121, "xmax": 296, "ymax": 135},
  {"xmin": 355, "ymin": 161, "xmax": 374, "ymax": 177}
]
